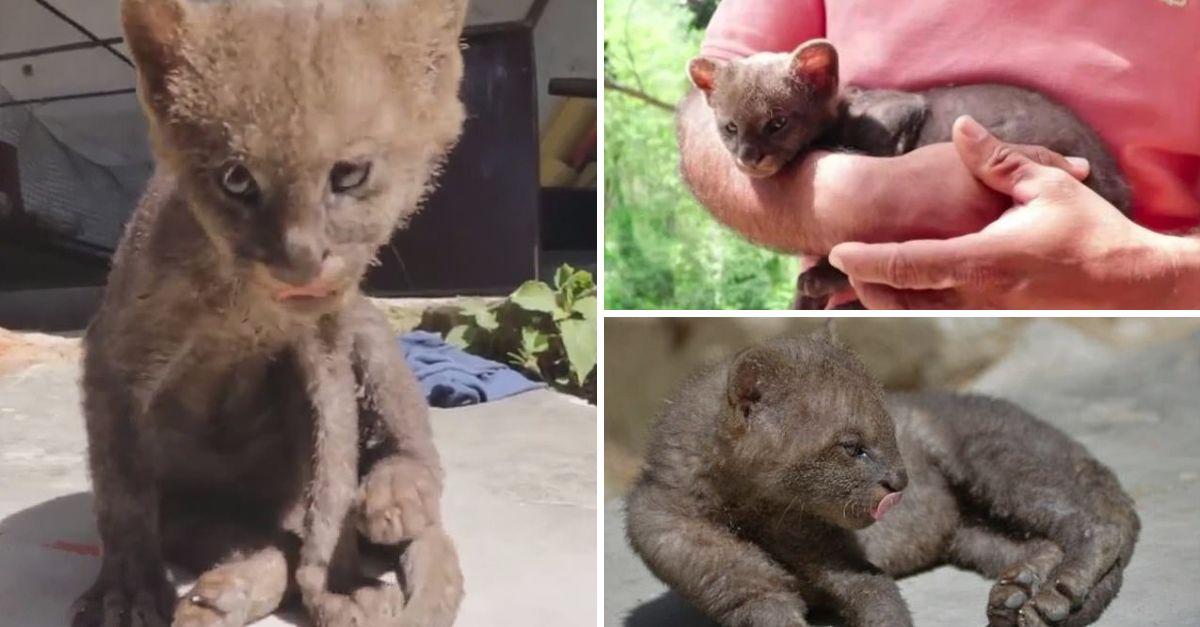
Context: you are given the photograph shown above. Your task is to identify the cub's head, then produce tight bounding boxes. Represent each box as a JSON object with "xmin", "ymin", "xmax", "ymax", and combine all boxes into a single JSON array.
[
  {"xmin": 716, "ymin": 326, "xmax": 907, "ymax": 530},
  {"xmin": 688, "ymin": 40, "xmax": 841, "ymax": 178},
  {"xmin": 122, "ymin": 0, "xmax": 467, "ymax": 313}
]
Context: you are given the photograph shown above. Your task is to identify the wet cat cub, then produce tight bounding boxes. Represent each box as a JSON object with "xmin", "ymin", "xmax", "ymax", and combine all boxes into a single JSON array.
[{"xmin": 626, "ymin": 329, "xmax": 1138, "ymax": 627}]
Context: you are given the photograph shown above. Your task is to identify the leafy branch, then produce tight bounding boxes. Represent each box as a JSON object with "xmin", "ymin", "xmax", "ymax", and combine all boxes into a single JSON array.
[
  {"xmin": 604, "ymin": 78, "xmax": 675, "ymax": 112},
  {"xmin": 422, "ymin": 265, "xmax": 597, "ymax": 403}
]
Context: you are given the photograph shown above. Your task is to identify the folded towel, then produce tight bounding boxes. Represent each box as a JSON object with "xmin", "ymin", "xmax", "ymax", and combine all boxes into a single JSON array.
[{"xmin": 399, "ymin": 331, "xmax": 543, "ymax": 407}]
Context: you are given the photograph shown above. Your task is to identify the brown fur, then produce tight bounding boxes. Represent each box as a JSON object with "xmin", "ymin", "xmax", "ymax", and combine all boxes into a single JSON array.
[
  {"xmin": 626, "ymin": 329, "xmax": 1138, "ymax": 627},
  {"xmin": 72, "ymin": 2, "xmax": 467, "ymax": 626}
]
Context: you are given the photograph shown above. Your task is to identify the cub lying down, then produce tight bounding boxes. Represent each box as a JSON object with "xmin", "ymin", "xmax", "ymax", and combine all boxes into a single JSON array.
[{"xmin": 626, "ymin": 328, "xmax": 1138, "ymax": 627}]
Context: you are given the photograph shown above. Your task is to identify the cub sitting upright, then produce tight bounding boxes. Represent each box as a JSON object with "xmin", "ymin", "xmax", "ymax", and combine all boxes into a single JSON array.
[
  {"xmin": 72, "ymin": 1, "xmax": 467, "ymax": 626},
  {"xmin": 626, "ymin": 328, "xmax": 1138, "ymax": 627},
  {"xmin": 686, "ymin": 40, "xmax": 1131, "ymax": 309}
]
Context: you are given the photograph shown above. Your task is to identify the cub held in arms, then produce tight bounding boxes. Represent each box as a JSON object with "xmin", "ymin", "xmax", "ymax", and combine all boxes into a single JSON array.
[
  {"xmin": 626, "ymin": 328, "xmax": 1138, "ymax": 627},
  {"xmin": 74, "ymin": 1, "xmax": 467, "ymax": 626},
  {"xmin": 685, "ymin": 40, "xmax": 1131, "ymax": 309}
]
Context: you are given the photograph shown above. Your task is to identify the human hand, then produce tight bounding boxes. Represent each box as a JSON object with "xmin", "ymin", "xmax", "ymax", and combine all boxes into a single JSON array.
[
  {"xmin": 805, "ymin": 133, "xmax": 1090, "ymax": 253},
  {"xmin": 828, "ymin": 116, "xmax": 1200, "ymax": 309}
]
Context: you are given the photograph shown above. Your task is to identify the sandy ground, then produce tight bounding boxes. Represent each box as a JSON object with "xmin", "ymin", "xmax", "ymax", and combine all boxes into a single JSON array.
[
  {"xmin": 604, "ymin": 321, "xmax": 1200, "ymax": 627},
  {"xmin": 0, "ymin": 352, "xmax": 597, "ymax": 626}
]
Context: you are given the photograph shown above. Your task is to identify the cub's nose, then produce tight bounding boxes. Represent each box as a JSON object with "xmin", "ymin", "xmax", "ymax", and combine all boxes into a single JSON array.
[
  {"xmin": 268, "ymin": 228, "xmax": 329, "ymax": 287},
  {"xmin": 882, "ymin": 468, "xmax": 909, "ymax": 493},
  {"xmin": 736, "ymin": 151, "xmax": 764, "ymax": 168}
]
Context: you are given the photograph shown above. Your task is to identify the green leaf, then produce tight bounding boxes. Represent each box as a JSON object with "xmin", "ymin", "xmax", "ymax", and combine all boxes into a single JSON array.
[
  {"xmin": 473, "ymin": 308, "xmax": 499, "ymax": 331},
  {"xmin": 458, "ymin": 298, "xmax": 492, "ymax": 318},
  {"xmin": 445, "ymin": 325, "xmax": 470, "ymax": 349},
  {"xmin": 506, "ymin": 350, "xmax": 538, "ymax": 372},
  {"xmin": 571, "ymin": 295, "xmax": 596, "ymax": 318},
  {"xmin": 510, "ymin": 280, "xmax": 558, "ymax": 313},
  {"xmin": 521, "ymin": 327, "xmax": 551, "ymax": 354},
  {"xmin": 559, "ymin": 316, "xmax": 597, "ymax": 384},
  {"xmin": 554, "ymin": 265, "xmax": 574, "ymax": 291}
]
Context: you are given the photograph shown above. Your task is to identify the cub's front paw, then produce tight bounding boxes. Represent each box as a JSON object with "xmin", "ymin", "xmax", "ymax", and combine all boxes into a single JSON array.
[
  {"xmin": 797, "ymin": 259, "xmax": 850, "ymax": 299},
  {"xmin": 358, "ymin": 457, "xmax": 442, "ymax": 545},
  {"xmin": 987, "ymin": 542, "xmax": 1066, "ymax": 627},
  {"xmin": 306, "ymin": 586, "xmax": 406, "ymax": 627},
  {"xmin": 307, "ymin": 592, "xmax": 368, "ymax": 627},
  {"xmin": 72, "ymin": 562, "xmax": 176, "ymax": 627},
  {"xmin": 172, "ymin": 570, "xmax": 251, "ymax": 627}
]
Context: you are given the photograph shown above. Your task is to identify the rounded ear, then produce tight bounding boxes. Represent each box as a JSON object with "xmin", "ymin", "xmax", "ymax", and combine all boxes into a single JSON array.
[
  {"xmin": 789, "ymin": 39, "xmax": 839, "ymax": 96},
  {"xmin": 121, "ymin": 0, "xmax": 186, "ymax": 101},
  {"xmin": 813, "ymin": 319, "xmax": 840, "ymax": 345},
  {"xmin": 687, "ymin": 56, "xmax": 722, "ymax": 95},
  {"xmin": 727, "ymin": 348, "xmax": 768, "ymax": 420}
]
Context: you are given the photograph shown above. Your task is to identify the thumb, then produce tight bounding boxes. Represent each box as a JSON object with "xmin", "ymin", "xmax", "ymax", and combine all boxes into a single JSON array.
[
  {"xmin": 952, "ymin": 115, "xmax": 1090, "ymax": 202},
  {"xmin": 829, "ymin": 234, "xmax": 1000, "ymax": 290}
]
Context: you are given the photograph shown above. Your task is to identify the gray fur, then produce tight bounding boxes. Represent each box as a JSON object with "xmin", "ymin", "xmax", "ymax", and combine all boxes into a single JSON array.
[{"xmin": 626, "ymin": 332, "xmax": 1139, "ymax": 627}]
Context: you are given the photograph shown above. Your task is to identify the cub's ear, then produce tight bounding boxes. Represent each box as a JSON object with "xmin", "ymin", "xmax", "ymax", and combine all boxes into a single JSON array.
[
  {"xmin": 687, "ymin": 56, "xmax": 722, "ymax": 95},
  {"xmin": 789, "ymin": 39, "xmax": 839, "ymax": 97},
  {"xmin": 813, "ymin": 319, "xmax": 840, "ymax": 345},
  {"xmin": 727, "ymin": 348, "xmax": 769, "ymax": 420},
  {"xmin": 121, "ymin": 0, "xmax": 187, "ymax": 104}
]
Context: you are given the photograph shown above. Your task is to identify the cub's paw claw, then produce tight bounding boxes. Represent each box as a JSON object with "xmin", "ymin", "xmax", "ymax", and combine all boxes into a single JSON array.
[
  {"xmin": 358, "ymin": 458, "xmax": 441, "ymax": 545},
  {"xmin": 988, "ymin": 542, "xmax": 1067, "ymax": 627},
  {"xmin": 308, "ymin": 593, "xmax": 369, "ymax": 627},
  {"xmin": 72, "ymin": 569, "xmax": 175, "ymax": 627},
  {"xmin": 172, "ymin": 571, "xmax": 251, "ymax": 627},
  {"xmin": 1032, "ymin": 587, "xmax": 1071, "ymax": 623},
  {"xmin": 352, "ymin": 584, "xmax": 407, "ymax": 622},
  {"xmin": 797, "ymin": 261, "xmax": 850, "ymax": 299}
]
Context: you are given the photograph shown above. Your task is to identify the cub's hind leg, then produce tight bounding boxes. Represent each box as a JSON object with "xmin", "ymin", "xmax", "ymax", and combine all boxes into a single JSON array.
[
  {"xmin": 162, "ymin": 503, "xmax": 298, "ymax": 627},
  {"xmin": 949, "ymin": 432, "xmax": 1138, "ymax": 624},
  {"xmin": 1037, "ymin": 459, "xmax": 1138, "ymax": 617}
]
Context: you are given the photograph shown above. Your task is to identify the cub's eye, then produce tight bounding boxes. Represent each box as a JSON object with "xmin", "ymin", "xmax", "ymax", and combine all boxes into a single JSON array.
[
  {"xmin": 330, "ymin": 161, "xmax": 372, "ymax": 194},
  {"xmin": 723, "ymin": 121, "xmax": 738, "ymax": 134},
  {"xmin": 219, "ymin": 162, "xmax": 258, "ymax": 200},
  {"xmin": 841, "ymin": 442, "xmax": 868, "ymax": 459},
  {"xmin": 764, "ymin": 116, "xmax": 789, "ymax": 133}
]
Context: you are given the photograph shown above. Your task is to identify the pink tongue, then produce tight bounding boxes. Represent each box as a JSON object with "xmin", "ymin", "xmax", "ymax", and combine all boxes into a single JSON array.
[
  {"xmin": 871, "ymin": 491, "xmax": 903, "ymax": 520},
  {"xmin": 275, "ymin": 283, "xmax": 334, "ymax": 300}
]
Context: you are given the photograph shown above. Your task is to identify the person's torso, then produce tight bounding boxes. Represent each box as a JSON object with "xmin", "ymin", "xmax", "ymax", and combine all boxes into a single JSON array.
[{"xmin": 825, "ymin": 0, "xmax": 1200, "ymax": 230}]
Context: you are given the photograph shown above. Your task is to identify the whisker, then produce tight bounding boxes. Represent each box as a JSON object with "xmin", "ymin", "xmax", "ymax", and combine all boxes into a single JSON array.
[{"xmin": 774, "ymin": 494, "xmax": 801, "ymax": 533}]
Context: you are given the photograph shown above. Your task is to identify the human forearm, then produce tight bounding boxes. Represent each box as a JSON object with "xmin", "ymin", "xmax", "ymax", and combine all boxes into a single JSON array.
[
  {"xmin": 1153, "ymin": 232, "xmax": 1200, "ymax": 308},
  {"xmin": 677, "ymin": 91, "xmax": 1015, "ymax": 254},
  {"xmin": 678, "ymin": 89, "xmax": 876, "ymax": 254}
]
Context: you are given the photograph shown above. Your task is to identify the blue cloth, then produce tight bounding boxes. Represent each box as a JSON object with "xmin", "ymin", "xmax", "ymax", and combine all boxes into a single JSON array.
[{"xmin": 399, "ymin": 331, "xmax": 543, "ymax": 407}]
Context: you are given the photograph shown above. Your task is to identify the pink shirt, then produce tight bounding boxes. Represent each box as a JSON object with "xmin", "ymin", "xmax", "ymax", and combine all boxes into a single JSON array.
[{"xmin": 701, "ymin": 0, "xmax": 1200, "ymax": 232}]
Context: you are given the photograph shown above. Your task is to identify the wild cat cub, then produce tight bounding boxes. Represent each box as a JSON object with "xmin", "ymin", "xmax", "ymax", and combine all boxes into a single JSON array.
[
  {"xmin": 686, "ymin": 40, "xmax": 1130, "ymax": 309},
  {"xmin": 626, "ymin": 328, "xmax": 1138, "ymax": 627},
  {"xmin": 73, "ymin": 1, "xmax": 467, "ymax": 627}
]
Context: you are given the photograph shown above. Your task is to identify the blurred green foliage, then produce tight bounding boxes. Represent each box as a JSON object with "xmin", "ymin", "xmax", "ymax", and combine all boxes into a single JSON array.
[{"xmin": 603, "ymin": 0, "xmax": 797, "ymax": 310}]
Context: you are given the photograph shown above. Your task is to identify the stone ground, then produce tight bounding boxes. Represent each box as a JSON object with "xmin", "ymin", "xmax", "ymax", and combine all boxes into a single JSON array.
[
  {"xmin": 604, "ymin": 321, "xmax": 1200, "ymax": 627},
  {"xmin": 0, "ymin": 341, "xmax": 597, "ymax": 626}
]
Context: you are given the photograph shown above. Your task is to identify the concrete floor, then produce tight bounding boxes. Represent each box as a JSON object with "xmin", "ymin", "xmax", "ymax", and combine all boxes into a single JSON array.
[
  {"xmin": 605, "ymin": 321, "xmax": 1200, "ymax": 627},
  {"xmin": 0, "ymin": 360, "xmax": 597, "ymax": 626}
]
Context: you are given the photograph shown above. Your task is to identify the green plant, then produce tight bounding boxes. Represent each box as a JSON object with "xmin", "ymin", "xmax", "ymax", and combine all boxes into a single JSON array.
[
  {"xmin": 434, "ymin": 265, "xmax": 596, "ymax": 403},
  {"xmin": 603, "ymin": 0, "xmax": 797, "ymax": 310}
]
